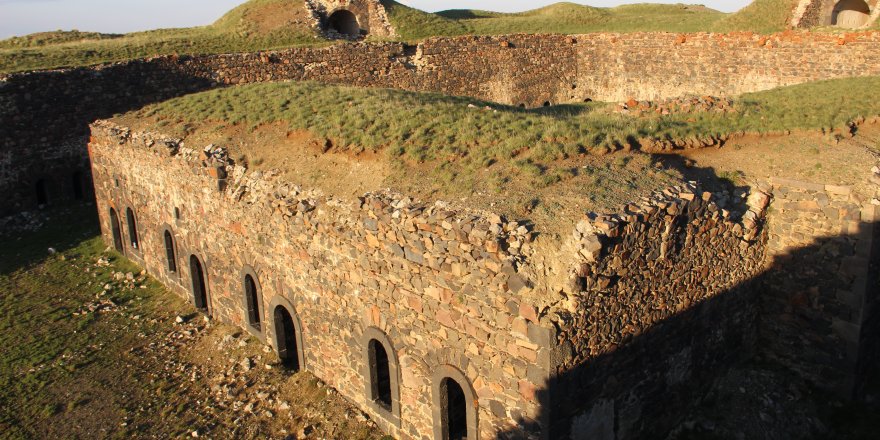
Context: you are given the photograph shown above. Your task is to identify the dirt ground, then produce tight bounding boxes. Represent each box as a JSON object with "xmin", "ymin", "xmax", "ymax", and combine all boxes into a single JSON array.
[{"xmin": 0, "ymin": 207, "xmax": 384, "ymax": 440}]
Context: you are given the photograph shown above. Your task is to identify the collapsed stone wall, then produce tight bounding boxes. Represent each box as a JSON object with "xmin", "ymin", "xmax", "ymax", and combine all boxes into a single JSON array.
[
  {"xmin": 761, "ymin": 176, "xmax": 880, "ymax": 396},
  {"xmin": 305, "ymin": 0, "xmax": 397, "ymax": 38},
  {"xmin": 5, "ymin": 31, "xmax": 880, "ymax": 215},
  {"xmin": 544, "ymin": 184, "xmax": 772, "ymax": 439},
  {"xmin": 88, "ymin": 121, "xmax": 557, "ymax": 439}
]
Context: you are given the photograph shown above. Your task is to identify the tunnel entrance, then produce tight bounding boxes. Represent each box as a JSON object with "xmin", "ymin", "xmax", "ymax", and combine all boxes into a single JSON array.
[
  {"xmin": 832, "ymin": 0, "xmax": 871, "ymax": 28},
  {"xmin": 327, "ymin": 9, "xmax": 361, "ymax": 38}
]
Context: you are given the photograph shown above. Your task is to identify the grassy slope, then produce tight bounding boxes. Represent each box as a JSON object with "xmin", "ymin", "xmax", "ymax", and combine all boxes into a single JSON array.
[
  {"xmin": 383, "ymin": 0, "xmax": 726, "ymax": 40},
  {"xmin": 0, "ymin": 207, "xmax": 379, "ymax": 438},
  {"xmin": 713, "ymin": 0, "xmax": 800, "ymax": 33},
  {"xmin": 0, "ymin": 0, "xmax": 322, "ymax": 74}
]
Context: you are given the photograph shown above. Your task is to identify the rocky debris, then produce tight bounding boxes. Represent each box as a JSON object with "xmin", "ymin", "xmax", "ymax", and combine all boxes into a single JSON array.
[{"xmin": 617, "ymin": 95, "xmax": 736, "ymax": 117}]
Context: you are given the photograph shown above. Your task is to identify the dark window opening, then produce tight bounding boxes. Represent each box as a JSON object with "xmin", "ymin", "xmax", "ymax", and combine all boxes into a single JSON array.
[
  {"xmin": 164, "ymin": 231, "xmax": 177, "ymax": 273},
  {"xmin": 174, "ymin": 207, "xmax": 181, "ymax": 220},
  {"xmin": 109, "ymin": 208, "xmax": 123, "ymax": 252},
  {"xmin": 190, "ymin": 255, "xmax": 209, "ymax": 311},
  {"xmin": 72, "ymin": 171, "xmax": 85, "ymax": 200},
  {"xmin": 274, "ymin": 306, "xmax": 300, "ymax": 371},
  {"xmin": 543, "ymin": 101, "xmax": 552, "ymax": 107},
  {"xmin": 114, "ymin": 178, "xmax": 120, "ymax": 188},
  {"xmin": 35, "ymin": 179, "xmax": 49, "ymax": 205},
  {"xmin": 126, "ymin": 208, "xmax": 139, "ymax": 250},
  {"xmin": 369, "ymin": 339, "xmax": 393, "ymax": 410},
  {"xmin": 244, "ymin": 274, "xmax": 261, "ymax": 330},
  {"xmin": 518, "ymin": 103, "xmax": 526, "ymax": 108},
  {"xmin": 327, "ymin": 9, "xmax": 360, "ymax": 37},
  {"xmin": 441, "ymin": 377, "xmax": 468, "ymax": 440}
]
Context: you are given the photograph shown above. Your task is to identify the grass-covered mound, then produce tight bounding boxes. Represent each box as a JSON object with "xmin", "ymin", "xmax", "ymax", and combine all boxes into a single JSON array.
[
  {"xmin": 713, "ymin": 0, "xmax": 800, "ymax": 33},
  {"xmin": 113, "ymin": 76, "xmax": 880, "ymax": 231},
  {"xmin": 0, "ymin": 0, "xmax": 322, "ymax": 74},
  {"xmin": 383, "ymin": 1, "xmax": 725, "ymax": 40}
]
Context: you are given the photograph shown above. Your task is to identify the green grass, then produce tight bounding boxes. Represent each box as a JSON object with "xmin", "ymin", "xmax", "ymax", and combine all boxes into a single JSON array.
[
  {"xmin": 0, "ymin": 0, "xmax": 323, "ymax": 74},
  {"xmin": 136, "ymin": 76, "xmax": 880, "ymax": 169},
  {"xmin": 383, "ymin": 1, "xmax": 726, "ymax": 40},
  {"xmin": 713, "ymin": 0, "xmax": 799, "ymax": 34}
]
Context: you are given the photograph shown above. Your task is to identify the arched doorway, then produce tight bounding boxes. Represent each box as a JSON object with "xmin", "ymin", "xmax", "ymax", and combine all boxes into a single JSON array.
[
  {"xmin": 274, "ymin": 305, "xmax": 300, "ymax": 371},
  {"xmin": 832, "ymin": 0, "xmax": 871, "ymax": 28},
  {"xmin": 327, "ymin": 9, "xmax": 360, "ymax": 37},
  {"xmin": 35, "ymin": 179, "xmax": 49, "ymax": 206},
  {"xmin": 109, "ymin": 208, "xmax": 123, "ymax": 252},
  {"xmin": 441, "ymin": 378, "xmax": 468, "ymax": 440},
  {"xmin": 71, "ymin": 171, "xmax": 85, "ymax": 201},
  {"xmin": 190, "ymin": 255, "xmax": 209, "ymax": 312}
]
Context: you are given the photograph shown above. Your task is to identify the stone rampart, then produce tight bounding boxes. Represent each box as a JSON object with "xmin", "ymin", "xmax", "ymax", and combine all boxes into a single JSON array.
[
  {"xmin": 89, "ymin": 121, "xmax": 878, "ymax": 439},
  {"xmin": 5, "ymin": 31, "xmax": 880, "ymax": 215}
]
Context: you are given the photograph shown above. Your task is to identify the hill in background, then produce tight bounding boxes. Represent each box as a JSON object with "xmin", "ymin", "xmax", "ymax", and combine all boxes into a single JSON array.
[{"xmin": 0, "ymin": 0, "xmax": 812, "ymax": 74}]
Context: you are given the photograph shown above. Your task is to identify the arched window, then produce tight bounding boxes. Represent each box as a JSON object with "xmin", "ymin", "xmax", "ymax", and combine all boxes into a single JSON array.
[
  {"xmin": 35, "ymin": 179, "xmax": 49, "ymax": 205},
  {"xmin": 363, "ymin": 328, "xmax": 401, "ymax": 426},
  {"xmin": 109, "ymin": 208, "xmax": 123, "ymax": 252},
  {"xmin": 125, "ymin": 208, "xmax": 139, "ymax": 250},
  {"xmin": 244, "ymin": 273, "xmax": 261, "ymax": 331},
  {"xmin": 163, "ymin": 230, "xmax": 177, "ymax": 273},
  {"xmin": 369, "ymin": 339, "xmax": 392, "ymax": 409},
  {"xmin": 71, "ymin": 171, "xmax": 85, "ymax": 201},
  {"xmin": 432, "ymin": 366, "xmax": 478, "ymax": 440},
  {"xmin": 190, "ymin": 255, "xmax": 209, "ymax": 312},
  {"xmin": 832, "ymin": 0, "xmax": 871, "ymax": 28}
]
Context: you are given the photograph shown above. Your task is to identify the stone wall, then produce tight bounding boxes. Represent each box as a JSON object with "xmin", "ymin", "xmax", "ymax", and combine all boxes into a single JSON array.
[
  {"xmin": 5, "ymin": 31, "xmax": 880, "ymax": 215},
  {"xmin": 760, "ymin": 176, "xmax": 880, "ymax": 396},
  {"xmin": 305, "ymin": 0, "xmax": 397, "ymax": 38},
  {"xmin": 88, "ymin": 121, "xmax": 556, "ymax": 439},
  {"xmin": 544, "ymin": 183, "xmax": 772, "ymax": 439},
  {"xmin": 792, "ymin": 0, "xmax": 880, "ymax": 28}
]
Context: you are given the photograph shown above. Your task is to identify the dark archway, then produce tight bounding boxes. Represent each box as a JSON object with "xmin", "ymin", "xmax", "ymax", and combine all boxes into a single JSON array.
[
  {"xmin": 244, "ymin": 273, "xmax": 261, "ymax": 331},
  {"xmin": 35, "ymin": 179, "xmax": 49, "ymax": 206},
  {"xmin": 369, "ymin": 339, "xmax": 393, "ymax": 410},
  {"xmin": 163, "ymin": 230, "xmax": 177, "ymax": 273},
  {"xmin": 442, "ymin": 377, "xmax": 468, "ymax": 440},
  {"xmin": 125, "ymin": 208, "xmax": 139, "ymax": 250},
  {"xmin": 189, "ymin": 255, "xmax": 209, "ymax": 312},
  {"xmin": 109, "ymin": 208, "xmax": 123, "ymax": 252},
  {"xmin": 327, "ymin": 9, "xmax": 361, "ymax": 37},
  {"xmin": 71, "ymin": 171, "xmax": 85, "ymax": 201},
  {"xmin": 832, "ymin": 0, "xmax": 871, "ymax": 28},
  {"xmin": 274, "ymin": 305, "xmax": 300, "ymax": 371}
]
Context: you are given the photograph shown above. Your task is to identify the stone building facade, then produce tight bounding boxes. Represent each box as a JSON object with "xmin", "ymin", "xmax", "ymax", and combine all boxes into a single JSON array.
[
  {"xmin": 304, "ymin": 0, "xmax": 397, "ymax": 39},
  {"xmin": 87, "ymin": 119, "xmax": 879, "ymax": 439}
]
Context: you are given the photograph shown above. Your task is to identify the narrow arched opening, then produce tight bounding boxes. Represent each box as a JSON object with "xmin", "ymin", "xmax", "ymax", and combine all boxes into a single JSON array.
[
  {"xmin": 369, "ymin": 339, "xmax": 392, "ymax": 410},
  {"xmin": 35, "ymin": 179, "xmax": 49, "ymax": 206},
  {"xmin": 832, "ymin": 0, "xmax": 871, "ymax": 28},
  {"xmin": 109, "ymin": 208, "xmax": 123, "ymax": 252},
  {"xmin": 244, "ymin": 273, "xmax": 261, "ymax": 331},
  {"xmin": 274, "ymin": 305, "xmax": 300, "ymax": 371},
  {"xmin": 163, "ymin": 230, "xmax": 177, "ymax": 273},
  {"xmin": 190, "ymin": 255, "xmax": 209, "ymax": 312},
  {"xmin": 125, "ymin": 208, "xmax": 139, "ymax": 250},
  {"xmin": 327, "ymin": 9, "xmax": 361, "ymax": 37},
  {"xmin": 71, "ymin": 171, "xmax": 85, "ymax": 201},
  {"xmin": 441, "ymin": 377, "xmax": 468, "ymax": 440}
]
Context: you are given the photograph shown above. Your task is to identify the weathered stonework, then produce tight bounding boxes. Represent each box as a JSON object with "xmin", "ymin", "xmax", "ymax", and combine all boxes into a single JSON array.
[
  {"xmin": 792, "ymin": 0, "xmax": 880, "ymax": 28},
  {"xmin": 87, "ymin": 119, "xmax": 880, "ymax": 439},
  {"xmin": 304, "ymin": 0, "xmax": 397, "ymax": 39}
]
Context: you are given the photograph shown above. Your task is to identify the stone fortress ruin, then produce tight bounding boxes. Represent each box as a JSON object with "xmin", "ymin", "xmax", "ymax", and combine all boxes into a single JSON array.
[{"xmin": 1, "ymin": 1, "xmax": 880, "ymax": 439}]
